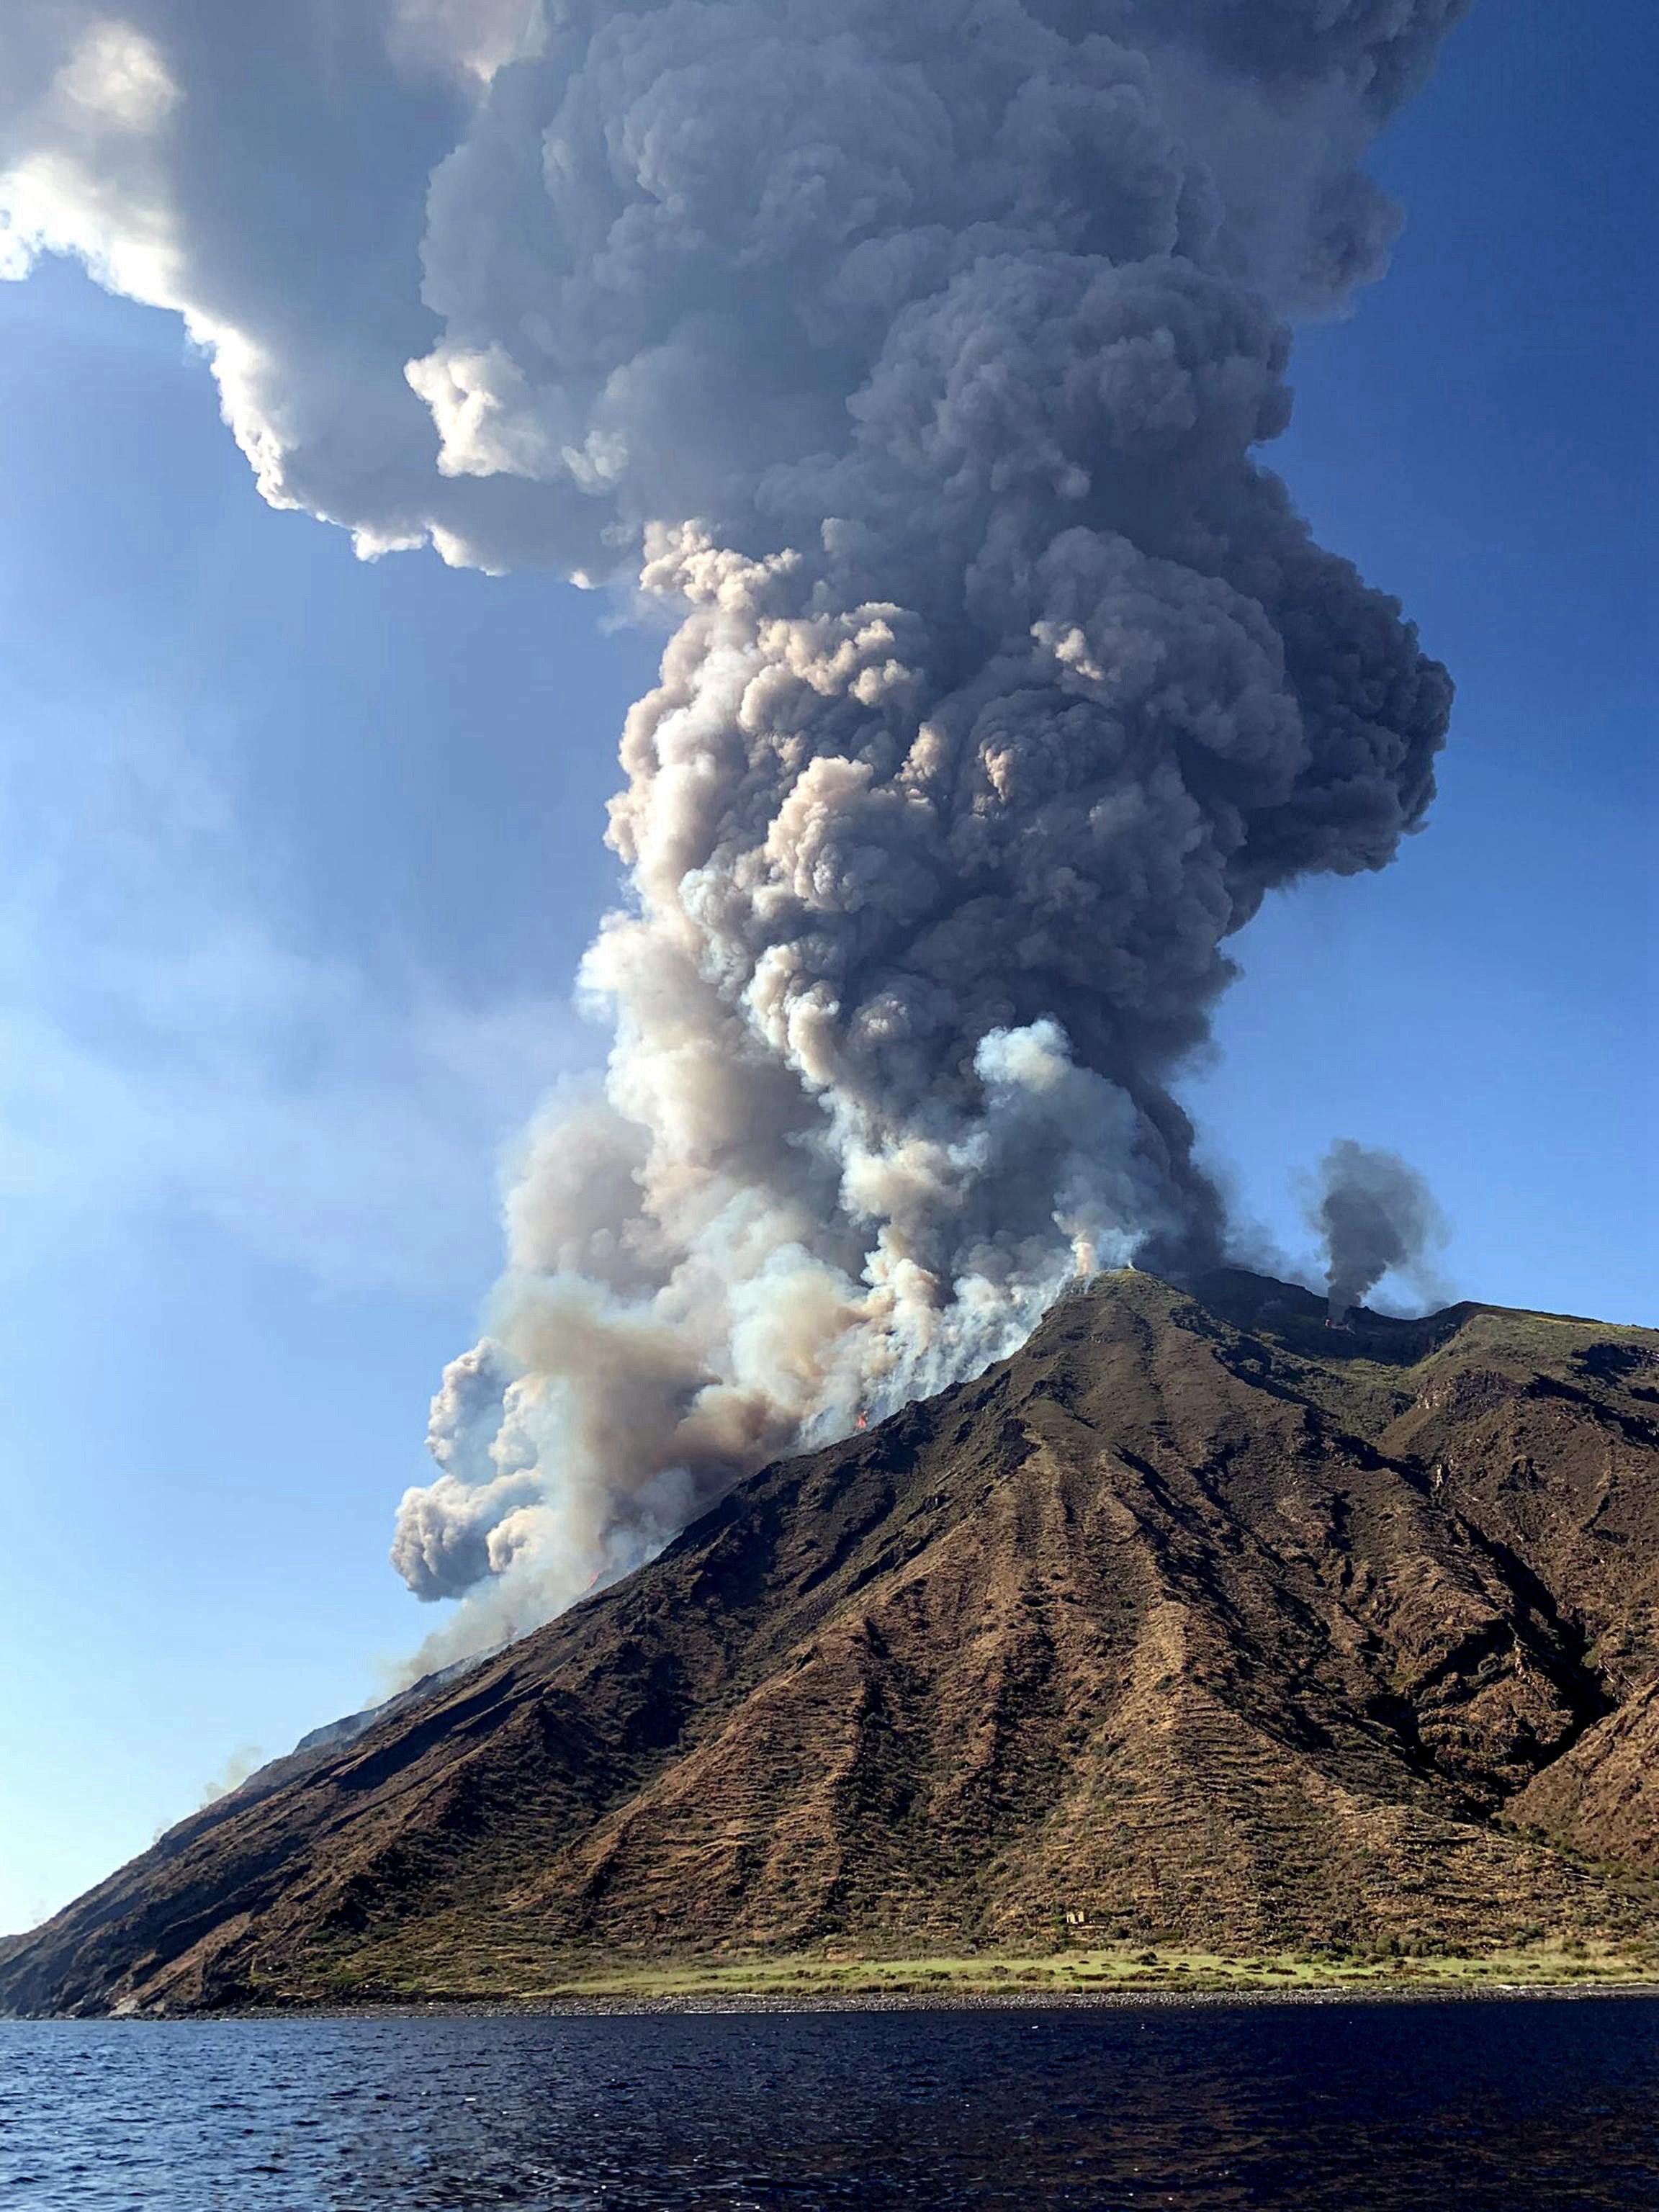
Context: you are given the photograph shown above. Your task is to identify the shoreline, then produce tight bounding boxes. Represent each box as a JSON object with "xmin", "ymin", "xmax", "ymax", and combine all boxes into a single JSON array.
[{"xmin": 16, "ymin": 1975, "xmax": 1659, "ymax": 2026}]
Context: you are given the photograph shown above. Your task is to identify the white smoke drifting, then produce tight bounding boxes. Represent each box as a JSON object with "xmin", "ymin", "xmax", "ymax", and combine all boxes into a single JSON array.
[
  {"xmin": 1313, "ymin": 1138, "xmax": 1449, "ymax": 1321},
  {"xmin": 0, "ymin": 1, "xmax": 1465, "ymax": 1654}
]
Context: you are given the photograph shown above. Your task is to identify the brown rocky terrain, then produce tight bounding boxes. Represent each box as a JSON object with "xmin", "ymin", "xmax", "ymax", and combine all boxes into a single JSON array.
[{"xmin": 5, "ymin": 1267, "xmax": 1659, "ymax": 2017}]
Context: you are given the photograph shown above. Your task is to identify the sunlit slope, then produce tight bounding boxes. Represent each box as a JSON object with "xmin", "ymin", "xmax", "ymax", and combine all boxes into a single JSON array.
[{"xmin": 5, "ymin": 1269, "xmax": 1658, "ymax": 2015}]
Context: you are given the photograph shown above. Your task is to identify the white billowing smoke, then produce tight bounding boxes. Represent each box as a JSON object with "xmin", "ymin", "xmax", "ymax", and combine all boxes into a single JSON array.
[
  {"xmin": 0, "ymin": 1, "xmax": 1465, "ymax": 1654},
  {"xmin": 1312, "ymin": 1139, "xmax": 1449, "ymax": 1321}
]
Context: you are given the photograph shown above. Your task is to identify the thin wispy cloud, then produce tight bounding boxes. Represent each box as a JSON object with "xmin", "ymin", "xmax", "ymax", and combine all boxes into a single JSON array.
[{"xmin": 0, "ymin": 717, "xmax": 592, "ymax": 1292}]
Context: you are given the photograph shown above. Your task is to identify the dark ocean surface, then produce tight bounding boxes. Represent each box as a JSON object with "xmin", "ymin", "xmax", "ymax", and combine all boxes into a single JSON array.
[{"xmin": 4, "ymin": 1996, "xmax": 1659, "ymax": 2209}]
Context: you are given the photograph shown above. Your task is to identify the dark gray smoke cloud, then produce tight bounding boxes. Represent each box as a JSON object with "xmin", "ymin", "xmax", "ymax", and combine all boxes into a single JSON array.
[
  {"xmin": 0, "ymin": 0, "xmax": 1465, "ymax": 1655},
  {"xmin": 1313, "ymin": 1139, "xmax": 1449, "ymax": 1319}
]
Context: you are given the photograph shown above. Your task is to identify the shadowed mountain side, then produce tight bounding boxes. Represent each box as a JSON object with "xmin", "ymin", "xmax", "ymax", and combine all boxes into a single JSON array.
[{"xmin": 5, "ymin": 1270, "xmax": 1659, "ymax": 2016}]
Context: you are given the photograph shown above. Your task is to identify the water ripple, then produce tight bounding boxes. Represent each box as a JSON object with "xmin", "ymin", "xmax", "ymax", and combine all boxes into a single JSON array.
[{"xmin": 2, "ymin": 1997, "xmax": 1658, "ymax": 2209}]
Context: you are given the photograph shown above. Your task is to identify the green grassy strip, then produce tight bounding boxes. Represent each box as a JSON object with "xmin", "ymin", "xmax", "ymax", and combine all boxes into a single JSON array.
[{"xmin": 305, "ymin": 1943, "xmax": 1659, "ymax": 2007}]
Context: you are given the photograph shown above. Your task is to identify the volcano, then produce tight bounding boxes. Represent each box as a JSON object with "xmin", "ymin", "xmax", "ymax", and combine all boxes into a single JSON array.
[{"xmin": 6, "ymin": 1268, "xmax": 1659, "ymax": 2017}]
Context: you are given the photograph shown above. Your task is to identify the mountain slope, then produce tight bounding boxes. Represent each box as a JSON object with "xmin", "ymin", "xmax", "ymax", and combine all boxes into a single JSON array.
[{"xmin": 6, "ymin": 1269, "xmax": 1659, "ymax": 2016}]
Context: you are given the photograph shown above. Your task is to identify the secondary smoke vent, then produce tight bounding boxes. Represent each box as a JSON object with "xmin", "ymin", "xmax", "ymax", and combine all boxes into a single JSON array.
[{"xmin": 1312, "ymin": 1140, "xmax": 1449, "ymax": 1322}]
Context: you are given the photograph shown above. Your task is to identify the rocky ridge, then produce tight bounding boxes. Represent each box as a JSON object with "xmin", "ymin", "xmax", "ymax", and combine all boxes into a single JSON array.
[{"xmin": 5, "ymin": 1268, "xmax": 1658, "ymax": 2016}]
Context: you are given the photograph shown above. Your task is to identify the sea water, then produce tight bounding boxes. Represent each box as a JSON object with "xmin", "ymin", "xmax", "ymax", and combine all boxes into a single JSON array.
[{"xmin": 4, "ymin": 1996, "xmax": 1658, "ymax": 2208}]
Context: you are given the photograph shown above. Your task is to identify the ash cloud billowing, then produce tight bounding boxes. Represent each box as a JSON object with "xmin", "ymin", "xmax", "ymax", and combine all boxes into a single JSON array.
[
  {"xmin": 1313, "ymin": 1139, "xmax": 1449, "ymax": 1321},
  {"xmin": 0, "ymin": 1, "xmax": 1465, "ymax": 1655}
]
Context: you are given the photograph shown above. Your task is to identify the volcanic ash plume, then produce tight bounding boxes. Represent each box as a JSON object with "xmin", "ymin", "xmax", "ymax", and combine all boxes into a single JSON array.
[
  {"xmin": 1313, "ymin": 1140, "xmax": 1449, "ymax": 1321},
  {"xmin": 0, "ymin": 0, "xmax": 1463, "ymax": 1653},
  {"xmin": 382, "ymin": 1, "xmax": 1461, "ymax": 1655}
]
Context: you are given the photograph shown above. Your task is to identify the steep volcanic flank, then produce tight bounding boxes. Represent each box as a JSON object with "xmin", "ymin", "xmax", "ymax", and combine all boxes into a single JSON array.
[{"xmin": 6, "ymin": 1269, "xmax": 1659, "ymax": 2016}]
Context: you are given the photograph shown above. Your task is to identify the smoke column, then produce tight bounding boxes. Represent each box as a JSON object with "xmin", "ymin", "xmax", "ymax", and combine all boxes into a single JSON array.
[
  {"xmin": 389, "ymin": 0, "xmax": 1464, "ymax": 1655},
  {"xmin": 0, "ymin": 1, "xmax": 1467, "ymax": 1657},
  {"xmin": 1313, "ymin": 1139, "xmax": 1449, "ymax": 1321}
]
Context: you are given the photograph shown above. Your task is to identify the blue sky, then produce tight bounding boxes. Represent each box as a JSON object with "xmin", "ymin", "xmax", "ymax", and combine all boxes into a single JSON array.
[
  {"xmin": 0, "ymin": 0, "xmax": 1652, "ymax": 1930},
  {"xmin": 1189, "ymin": 1, "xmax": 1653, "ymax": 1325}
]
